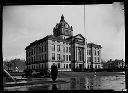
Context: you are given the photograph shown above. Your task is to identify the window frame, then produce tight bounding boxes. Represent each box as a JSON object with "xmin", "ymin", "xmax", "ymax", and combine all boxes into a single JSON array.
[
  {"xmin": 52, "ymin": 44, "xmax": 55, "ymax": 51},
  {"xmin": 52, "ymin": 53, "xmax": 55, "ymax": 60},
  {"xmin": 57, "ymin": 45, "xmax": 60, "ymax": 52},
  {"xmin": 66, "ymin": 55, "xmax": 68, "ymax": 61},
  {"xmin": 66, "ymin": 47, "xmax": 68, "ymax": 53}
]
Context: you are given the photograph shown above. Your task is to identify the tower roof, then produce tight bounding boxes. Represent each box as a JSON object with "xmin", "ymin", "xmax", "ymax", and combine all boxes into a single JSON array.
[
  {"xmin": 53, "ymin": 14, "xmax": 73, "ymax": 37},
  {"xmin": 60, "ymin": 14, "xmax": 65, "ymax": 22},
  {"xmin": 61, "ymin": 14, "xmax": 64, "ymax": 19}
]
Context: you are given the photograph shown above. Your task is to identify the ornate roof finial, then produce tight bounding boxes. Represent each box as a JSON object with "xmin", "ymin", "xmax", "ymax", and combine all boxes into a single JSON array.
[
  {"xmin": 61, "ymin": 14, "xmax": 64, "ymax": 19},
  {"xmin": 60, "ymin": 14, "xmax": 64, "ymax": 21}
]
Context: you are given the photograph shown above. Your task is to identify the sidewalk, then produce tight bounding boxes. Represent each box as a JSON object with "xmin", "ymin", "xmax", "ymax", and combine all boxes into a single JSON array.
[{"xmin": 4, "ymin": 77, "xmax": 69, "ymax": 87}]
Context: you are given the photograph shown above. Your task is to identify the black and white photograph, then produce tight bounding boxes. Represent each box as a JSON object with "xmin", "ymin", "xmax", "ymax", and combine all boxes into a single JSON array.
[{"xmin": 3, "ymin": 2, "xmax": 126, "ymax": 91}]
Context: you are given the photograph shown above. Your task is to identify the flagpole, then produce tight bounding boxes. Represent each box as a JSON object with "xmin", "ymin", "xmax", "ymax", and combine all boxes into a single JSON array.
[{"xmin": 84, "ymin": 4, "xmax": 88, "ymax": 69}]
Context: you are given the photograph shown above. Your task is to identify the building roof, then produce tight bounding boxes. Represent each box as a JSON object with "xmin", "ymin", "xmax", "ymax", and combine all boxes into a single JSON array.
[
  {"xmin": 25, "ymin": 35, "xmax": 72, "ymax": 50},
  {"xmin": 25, "ymin": 15, "xmax": 102, "ymax": 50},
  {"xmin": 87, "ymin": 42, "xmax": 102, "ymax": 48}
]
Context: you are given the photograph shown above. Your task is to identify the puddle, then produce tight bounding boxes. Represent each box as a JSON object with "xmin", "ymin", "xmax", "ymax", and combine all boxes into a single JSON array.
[{"xmin": 4, "ymin": 75, "xmax": 125, "ymax": 91}]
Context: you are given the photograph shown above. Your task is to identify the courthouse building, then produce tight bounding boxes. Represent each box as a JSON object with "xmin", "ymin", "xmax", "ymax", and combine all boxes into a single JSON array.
[{"xmin": 25, "ymin": 15, "xmax": 102, "ymax": 71}]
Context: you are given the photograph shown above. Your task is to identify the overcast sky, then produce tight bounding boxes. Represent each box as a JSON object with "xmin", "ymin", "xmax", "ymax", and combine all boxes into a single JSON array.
[{"xmin": 3, "ymin": 3, "xmax": 125, "ymax": 61}]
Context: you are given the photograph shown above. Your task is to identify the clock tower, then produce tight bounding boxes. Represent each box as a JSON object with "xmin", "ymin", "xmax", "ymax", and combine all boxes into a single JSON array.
[{"xmin": 53, "ymin": 14, "xmax": 73, "ymax": 39}]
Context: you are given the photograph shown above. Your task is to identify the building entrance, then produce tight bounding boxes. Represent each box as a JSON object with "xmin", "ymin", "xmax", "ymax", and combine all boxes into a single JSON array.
[{"xmin": 79, "ymin": 64, "xmax": 82, "ymax": 70}]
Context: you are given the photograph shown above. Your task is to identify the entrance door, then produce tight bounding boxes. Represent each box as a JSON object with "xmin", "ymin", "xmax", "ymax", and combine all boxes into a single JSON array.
[{"xmin": 79, "ymin": 64, "xmax": 82, "ymax": 71}]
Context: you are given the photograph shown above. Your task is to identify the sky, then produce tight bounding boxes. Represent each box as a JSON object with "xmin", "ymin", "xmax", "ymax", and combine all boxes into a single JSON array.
[{"xmin": 3, "ymin": 3, "xmax": 125, "ymax": 61}]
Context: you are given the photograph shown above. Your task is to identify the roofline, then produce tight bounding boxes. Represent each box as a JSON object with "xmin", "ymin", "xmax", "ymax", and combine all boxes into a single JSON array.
[{"xmin": 87, "ymin": 43, "xmax": 102, "ymax": 48}]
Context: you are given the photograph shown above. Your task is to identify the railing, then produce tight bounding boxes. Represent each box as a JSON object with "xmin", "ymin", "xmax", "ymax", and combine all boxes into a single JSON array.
[{"xmin": 3, "ymin": 69, "xmax": 16, "ymax": 83}]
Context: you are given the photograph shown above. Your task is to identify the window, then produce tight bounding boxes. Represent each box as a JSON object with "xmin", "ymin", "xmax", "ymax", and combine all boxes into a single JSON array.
[
  {"xmin": 52, "ymin": 44, "xmax": 55, "ymax": 51},
  {"xmin": 34, "ymin": 56, "xmax": 35, "ymax": 62},
  {"xmin": 38, "ymin": 47, "xmax": 40, "ymax": 53},
  {"xmin": 45, "ymin": 46, "xmax": 47, "ymax": 52},
  {"xmin": 34, "ymin": 65, "xmax": 35, "ymax": 70},
  {"xmin": 28, "ymin": 59, "xmax": 30, "ymax": 64},
  {"xmin": 58, "ymin": 63, "xmax": 60, "ymax": 68},
  {"xmin": 63, "ymin": 55, "xmax": 65, "ymax": 61},
  {"xmin": 66, "ymin": 55, "xmax": 68, "ymax": 61},
  {"xmin": 52, "ymin": 53, "xmax": 55, "ymax": 60},
  {"xmin": 40, "ymin": 55, "xmax": 42, "ymax": 61},
  {"xmin": 42, "ymin": 46, "xmax": 43, "ymax": 52},
  {"xmin": 63, "ymin": 46, "xmax": 65, "ymax": 52},
  {"xmin": 66, "ymin": 47, "xmax": 68, "ymax": 52},
  {"xmin": 29, "ymin": 51, "xmax": 31, "ymax": 56},
  {"xmin": 40, "ymin": 55, "xmax": 41, "ymax": 61},
  {"xmin": 27, "ymin": 66, "xmax": 28, "ymax": 70},
  {"xmin": 57, "ymin": 54, "xmax": 60, "ymax": 60},
  {"xmin": 33, "ymin": 48, "xmax": 34, "ymax": 55},
  {"xmin": 69, "ymin": 47, "xmax": 71, "ymax": 52},
  {"xmin": 95, "ymin": 65, "xmax": 97, "ymax": 69},
  {"xmin": 89, "ymin": 50, "xmax": 91, "ymax": 55},
  {"xmin": 69, "ymin": 55, "xmax": 71, "ymax": 61},
  {"xmin": 64, "ymin": 64, "xmax": 65, "ymax": 68},
  {"xmin": 57, "ymin": 45, "xmax": 60, "ymax": 52},
  {"xmin": 78, "ymin": 48, "xmax": 82, "ymax": 61},
  {"xmin": 31, "ymin": 49, "xmax": 33, "ymax": 55},
  {"xmin": 28, "ymin": 52, "xmax": 29, "ymax": 57},
  {"xmin": 45, "ymin": 54, "xmax": 47, "ymax": 60},
  {"xmin": 34, "ymin": 48, "xmax": 36, "ymax": 54},
  {"xmin": 40, "ymin": 47, "xmax": 42, "ymax": 53},
  {"xmin": 98, "ymin": 65, "xmax": 100, "ymax": 69},
  {"xmin": 26, "ymin": 58, "xmax": 28, "ymax": 63},
  {"xmin": 36, "ymin": 65, "xmax": 38, "ymax": 70},
  {"xmin": 95, "ymin": 50, "xmax": 96, "ymax": 55},
  {"xmin": 39, "ymin": 56, "xmax": 40, "ymax": 61},
  {"xmin": 31, "ymin": 57, "xmax": 33, "ymax": 63},
  {"xmin": 69, "ymin": 64, "xmax": 71, "ymax": 68},
  {"xmin": 44, "ymin": 54, "xmax": 45, "ymax": 60},
  {"xmin": 45, "ymin": 64, "xmax": 47, "ymax": 68},
  {"xmin": 42, "ymin": 55, "xmax": 43, "ymax": 61},
  {"xmin": 97, "ymin": 51, "xmax": 100, "ymax": 55},
  {"xmin": 98, "ymin": 57, "xmax": 100, "ymax": 62},
  {"xmin": 30, "ymin": 51, "xmax": 32, "ymax": 56},
  {"xmin": 88, "ymin": 65, "xmax": 90, "ymax": 69},
  {"xmin": 87, "ymin": 57, "xmax": 91, "ymax": 62},
  {"xmin": 90, "ymin": 65, "xmax": 92, "ymax": 69},
  {"xmin": 66, "ymin": 64, "xmax": 68, "ymax": 68},
  {"xmin": 42, "ymin": 64, "xmax": 43, "ymax": 69},
  {"xmin": 95, "ymin": 57, "xmax": 97, "ymax": 62},
  {"xmin": 31, "ymin": 65, "xmax": 33, "ymax": 69}
]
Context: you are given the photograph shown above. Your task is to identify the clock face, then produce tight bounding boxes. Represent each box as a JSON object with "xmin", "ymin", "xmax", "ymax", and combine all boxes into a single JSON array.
[{"xmin": 65, "ymin": 24, "xmax": 68, "ymax": 28}]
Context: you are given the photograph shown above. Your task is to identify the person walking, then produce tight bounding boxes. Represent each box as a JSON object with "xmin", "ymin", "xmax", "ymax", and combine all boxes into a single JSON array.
[{"xmin": 51, "ymin": 63, "xmax": 58, "ymax": 81}]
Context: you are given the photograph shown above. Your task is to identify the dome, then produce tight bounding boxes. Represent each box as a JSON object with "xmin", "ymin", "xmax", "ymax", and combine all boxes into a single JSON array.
[{"xmin": 53, "ymin": 14, "xmax": 73, "ymax": 37}]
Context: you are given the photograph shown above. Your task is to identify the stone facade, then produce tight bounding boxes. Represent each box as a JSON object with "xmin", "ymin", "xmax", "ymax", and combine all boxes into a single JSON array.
[
  {"xmin": 87, "ymin": 43, "xmax": 102, "ymax": 69},
  {"xmin": 25, "ymin": 15, "xmax": 102, "ymax": 71}
]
